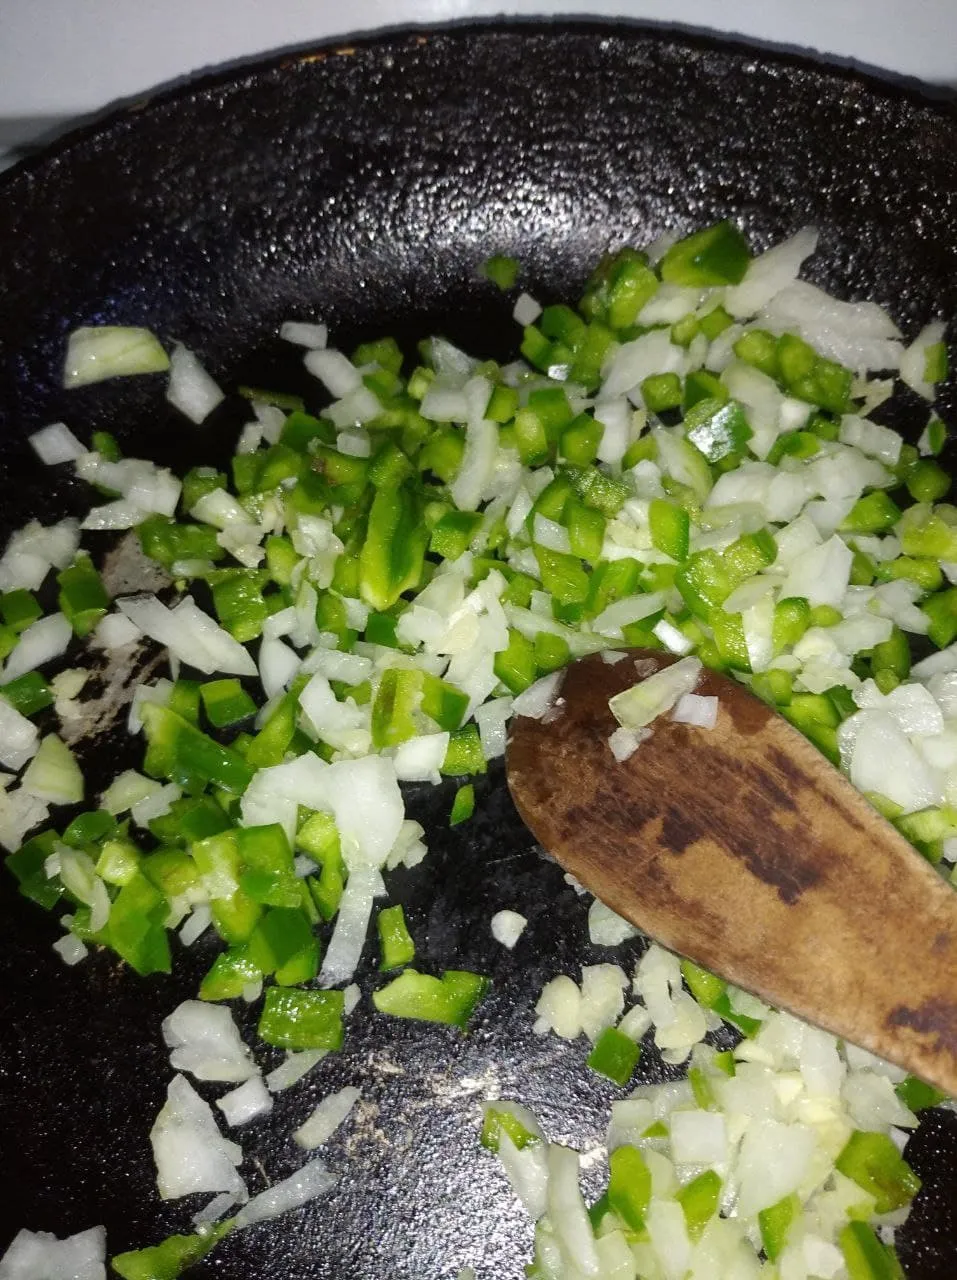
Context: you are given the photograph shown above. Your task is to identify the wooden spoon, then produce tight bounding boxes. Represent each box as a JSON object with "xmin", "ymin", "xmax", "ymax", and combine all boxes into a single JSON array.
[{"xmin": 506, "ymin": 649, "xmax": 957, "ymax": 1094}]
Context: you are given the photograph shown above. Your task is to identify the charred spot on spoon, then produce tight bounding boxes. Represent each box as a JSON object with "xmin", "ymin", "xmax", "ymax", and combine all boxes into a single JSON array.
[
  {"xmin": 660, "ymin": 806, "xmax": 698, "ymax": 855},
  {"xmin": 886, "ymin": 999, "xmax": 957, "ymax": 1057}
]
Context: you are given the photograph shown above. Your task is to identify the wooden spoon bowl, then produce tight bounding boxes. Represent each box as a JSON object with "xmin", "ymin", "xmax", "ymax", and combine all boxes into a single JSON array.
[{"xmin": 506, "ymin": 650, "xmax": 957, "ymax": 1093}]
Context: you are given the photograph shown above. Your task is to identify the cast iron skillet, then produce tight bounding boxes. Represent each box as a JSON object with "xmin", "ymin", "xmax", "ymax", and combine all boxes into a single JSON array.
[{"xmin": 0, "ymin": 22, "xmax": 956, "ymax": 1278}]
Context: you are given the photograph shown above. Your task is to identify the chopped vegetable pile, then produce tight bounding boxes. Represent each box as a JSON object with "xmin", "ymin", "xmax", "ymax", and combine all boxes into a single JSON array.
[{"xmin": 1, "ymin": 218, "xmax": 954, "ymax": 1279}]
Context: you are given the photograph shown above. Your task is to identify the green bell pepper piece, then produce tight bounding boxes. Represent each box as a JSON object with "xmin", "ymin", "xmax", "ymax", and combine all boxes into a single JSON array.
[
  {"xmin": 258, "ymin": 987, "xmax": 345, "ymax": 1051},
  {"xmin": 660, "ymin": 220, "xmax": 750, "ymax": 286},
  {"xmin": 377, "ymin": 903, "xmax": 416, "ymax": 970},
  {"xmin": 372, "ymin": 968, "xmax": 488, "ymax": 1029},
  {"xmin": 586, "ymin": 1027, "xmax": 641, "ymax": 1086}
]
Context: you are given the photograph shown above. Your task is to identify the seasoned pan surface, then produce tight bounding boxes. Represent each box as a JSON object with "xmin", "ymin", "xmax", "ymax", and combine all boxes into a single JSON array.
[{"xmin": 0, "ymin": 23, "xmax": 955, "ymax": 1277}]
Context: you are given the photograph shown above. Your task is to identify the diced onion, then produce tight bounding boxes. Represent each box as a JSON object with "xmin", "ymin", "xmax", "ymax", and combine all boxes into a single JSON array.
[
  {"xmin": 64, "ymin": 326, "xmax": 169, "ymax": 388},
  {"xmin": 29, "ymin": 422, "xmax": 87, "ymax": 465},
  {"xmin": 292, "ymin": 1085, "xmax": 361, "ymax": 1150},
  {"xmin": 166, "ymin": 344, "xmax": 225, "ymax": 424},
  {"xmin": 490, "ymin": 909, "xmax": 527, "ymax": 949},
  {"xmin": 233, "ymin": 1157, "xmax": 336, "ymax": 1229}
]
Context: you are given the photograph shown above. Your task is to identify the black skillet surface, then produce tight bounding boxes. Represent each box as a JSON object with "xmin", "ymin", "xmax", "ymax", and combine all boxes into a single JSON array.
[{"xmin": 1, "ymin": 22, "xmax": 957, "ymax": 1278}]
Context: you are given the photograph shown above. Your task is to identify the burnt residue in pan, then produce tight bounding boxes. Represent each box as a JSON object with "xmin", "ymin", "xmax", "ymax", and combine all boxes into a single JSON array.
[{"xmin": 0, "ymin": 24, "xmax": 956, "ymax": 1277}]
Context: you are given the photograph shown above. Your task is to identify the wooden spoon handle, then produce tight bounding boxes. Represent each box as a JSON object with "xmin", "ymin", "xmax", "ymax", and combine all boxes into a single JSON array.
[{"xmin": 507, "ymin": 652, "xmax": 957, "ymax": 1094}]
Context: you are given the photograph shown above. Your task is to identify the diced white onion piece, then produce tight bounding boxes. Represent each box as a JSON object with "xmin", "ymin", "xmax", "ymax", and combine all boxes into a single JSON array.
[
  {"xmin": 324, "ymin": 388, "xmax": 381, "ymax": 429},
  {"xmin": 298, "ymin": 671, "xmax": 370, "ymax": 755},
  {"xmin": 166, "ymin": 344, "xmax": 225, "ymax": 423},
  {"xmin": 420, "ymin": 384, "xmax": 469, "ymax": 422},
  {"xmin": 653, "ymin": 619, "xmax": 693, "ymax": 655},
  {"xmin": 81, "ymin": 499, "xmax": 151, "ymax": 531},
  {"xmin": 162, "ymin": 1000, "xmax": 259, "ymax": 1083},
  {"xmin": 393, "ymin": 733, "xmax": 450, "ymax": 783},
  {"xmin": 293, "ymin": 1085, "xmax": 361, "ymax": 1149},
  {"xmin": 532, "ymin": 514, "xmax": 571, "ymax": 553},
  {"xmin": 546, "ymin": 1144, "xmax": 600, "ymax": 1277},
  {"xmin": 475, "ymin": 695, "xmax": 512, "ymax": 760},
  {"xmin": 301, "ymin": 647, "xmax": 372, "ymax": 685},
  {"xmin": 29, "ymin": 422, "xmax": 87, "ymax": 465},
  {"xmin": 779, "ymin": 535, "xmax": 852, "ymax": 609},
  {"xmin": 150, "ymin": 1074, "xmax": 245, "ymax": 1200},
  {"xmin": 603, "ymin": 330, "xmax": 688, "ymax": 400},
  {"xmin": 192, "ymin": 1192, "xmax": 241, "ymax": 1229},
  {"xmin": 117, "ymin": 594, "xmax": 257, "ymax": 677},
  {"xmin": 20, "ymin": 734, "xmax": 83, "ymax": 804},
  {"xmin": 4, "ymin": 612, "xmax": 73, "ymax": 682},
  {"xmin": 760, "ymin": 281, "xmax": 903, "ymax": 371},
  {"xmin": 610, "ymin": 656, "xmax": 702, "ymax": 730},
  {"xmin": 0, "ymin": 788, "xmax": 49, "ymax": 852},
  {"xmin": 594, "ymin": 399, "xmax": 632, "ymax": 465},
  {"xmin": 452, "ymin": 419, "xmax": 498, "ymax": 512},
  {"xmin": 670, "ymin": 1110, "xmax": 727, "ymax": 1164},
  {"xmin": 592, "ymin": 593, "xmax": 667, "ymax": 639},
  {"xmin": 672, "ymin": 693, "xmax": 718, "ymax": 729},
  {"xmin": 131, "ymin": 781, "xmax": 180, "ymax": 827},
  {"xmin": 92, "ymin": 611, "xmax": 141, "ymax": 650},
  {"xmin": 216, "ymin": 1077, "xmax": 274, "ymax": 1128},
  {"xmin": 608, "ymin": 726, "xmax": 648, "ymax": 762},
  {"xmin": 318, "ymin": 863, "xmax": 385, "ymax": 987},
  {"xmin": 513, "ymin": 292, "xmax": 542, "ymax": 325},
  {"xmin": 233, "ymin": 1157, "xmax": 336, "ymax": 1229},
  {"xmin": 0, "ymin": 698, "xmax": 39, "ymax": 771},
  {"xmin": 645, "ymin": 1199, "xmax": 692, "ymax": 1280},
  {"xmin": 579, "ymin": 963, "xmax": 628, "ymax": 1042},
  {"xmin": 841, "ymin": 709, "xmax": 938, "ymax": 814},
  {"xmin": 495, "ymin": 1131, "xmax": 549, "ymax": 1223},
  {"xmin": 53, "ymin": 933, "xmax": 89, "ymax": 966},
  {"xmin": 734, "ymin": 1118, "xmax": 817, "ymax": 1218},
  {"xmin": 100, "ymin": 769, "xmax": 162, "ymax": 815},
  {"xmin": 534, "ymin": 975, "xmax": 583, "ymax": 1039},
  {"xmin": 491, "ymin": 909, "xmax": 527, "ymax": 949},
  {"xmin": 265, "ymin": 1050, "xmax": 328, "ymax": 1094},
  {"xmin": 280, "ymin": 320, "xmax": 328, "ymax": 349},
  {"xmin": 179, "ymin": 904, "xmax": 212, "ymax": 948},
  {"xmin": 64, "ymin": 325, "xmax": 169, "ymax": 388},
  {"xmin": 839, "ymin": 414, "xmax": 902, "ymax": 466},
  {"xmin": 259, "ymin": 637, "xmax": 300, "ymax": 701},
  {"xmin": 304, "ymin": 347, "xmax": 361, "ymax": 398},
  {"xmin": 0, "ymin": 518, "xmax": 80, "ymax": 592},
  {"xmin": 899, "ymin": 320, "xmax": 947, "ymax": 400},
  {"xmin": 588, "ymin": 898, "xmax": 639, "ymax": 946},
  {"xmin": 512, "ymin": 670, "xmax": 565, "ymax": 720},
  {"xmin": 723, "ymin": 226, "xmax": 819, "ymax": 318},
  {"xmin": 0, "ymin": 1226, "xmax": 107, "ymax": 1280},
  {"xmin": 336, "ymin": 429, "xmax": 371, "ymax": 457}
]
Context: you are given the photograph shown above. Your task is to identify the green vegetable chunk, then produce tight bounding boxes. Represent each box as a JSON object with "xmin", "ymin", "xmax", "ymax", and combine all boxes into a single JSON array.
[
  {"xmin": 111, "ymin": 1222, "xmax": 232, "ymax": 1280},
  {"xmin": 372, "ymin": 968, "xmax": 488, "ymax": 1029},
  {"xmin": 586, "ymin": 1026, "xmax": 641, "ymax": 1086},
  {"xmin": 659, "ymin": 220, "xmax": 751, "ymax": 286},
  {"xmin": 377, "ymin": 903, "xmax": 416, "ymax": 970},
  {"xmin": 835, "ymin": 1130, "xmax": 921, "ymax": 1213},
  {"xmin": 258, "ymin": 987, "xmax": 345, "ymax": 1051}
]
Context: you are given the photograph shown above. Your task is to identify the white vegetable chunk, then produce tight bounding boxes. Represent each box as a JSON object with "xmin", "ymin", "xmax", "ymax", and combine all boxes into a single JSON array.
[
  {"xmin": 216, "ymin": 1078, "xmax": 274, "ymax": 1128},
  {"xmin": 233, "ymin": 1157, "xmax": 336, "ymax": 1228},
  {"xmin": 609, "ymin": 656, "xmax": 702, "ymax": 730},
  {"xmin": 29, "ymin": 422, "xmax": 87, "ymax": 466},
  {"xmin": 150, "ymin": 1074, "xmax": 246, "ymax": 1201},
  {"xmin": 0, "ymin": 1225, "xmax": 107, "ymax": 1280},
  {"xmin": 293, "ymin": 1085, "xmax": 361, "ymax": 1149},
  {"xmin": 491, "ymin": 909, "xmax": 528, "ymax": 949},
  {"xmin": 64, "ymin": 326, "xmax": 169, "ymax": 388},
  {"xmin": 162, "ymin": 1000, "xmax": 259, "ymax": 1083},
  {"xmin": 166, "ymin": 344, "xmax": 225, "ymax": 423}
]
